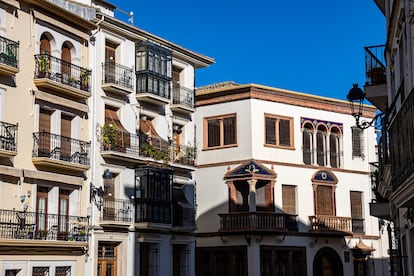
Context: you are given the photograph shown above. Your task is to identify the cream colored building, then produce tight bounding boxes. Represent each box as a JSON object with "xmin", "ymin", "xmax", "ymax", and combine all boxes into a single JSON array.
[
  {"xmin": 0, "ymin": 0, "xmax": 213, "ymax": 275},
  {"xmin": 194, "ymin": 83, "xmax": 390, "ymax": 276}
]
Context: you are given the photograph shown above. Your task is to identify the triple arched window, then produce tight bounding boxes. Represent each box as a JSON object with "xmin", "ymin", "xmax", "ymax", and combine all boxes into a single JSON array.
[{"xmin": 301, "ymin": 118, "xmax": 343, "ymax": 168}]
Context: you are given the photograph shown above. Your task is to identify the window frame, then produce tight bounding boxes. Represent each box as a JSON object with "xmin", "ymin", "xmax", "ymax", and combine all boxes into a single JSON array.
[
  {"xmin": 264, "ymin": 113, "xmax": 294, "ymax": 150},
  {"xmin": 351, "ymin": 127, "xmax": 365, "ymax": 159},
  {"xmin": 203, "ymin": 113, "xmax": 237, "ymax": 150}
]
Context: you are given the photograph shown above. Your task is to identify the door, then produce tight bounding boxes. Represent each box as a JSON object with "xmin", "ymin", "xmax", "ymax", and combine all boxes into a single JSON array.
[
  {"xmin": 98, "ymin": 242, "xmax": 117, "ymax": 276},
  {"xmin": 36, "ymin": 187, "xmax": 48, "ymax": 238},
  {"xmin": 60, "ymin": 114, "xmax": 72, "ymax": 161},
  {"xmin": 58, "ymin": 190, "xmax": 69, "ymax": 239},
  {"xmin": 38, "ymin": 109, "xmax": 51, "ymax": 157}
]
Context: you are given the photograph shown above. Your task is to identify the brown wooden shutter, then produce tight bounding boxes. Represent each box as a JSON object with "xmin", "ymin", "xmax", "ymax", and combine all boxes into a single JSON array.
[
  {"xmin": 316, "ymin": 185, "xmax": 333, "ymax": 215},
  {"xmin": 40, "ymin": 35, "xmax": 51, "ymax": 54},
  {"xmin": 350, "ymin": 191, "xmax": 363, "ymax": 219},
  {"xmin": 39, "ymin": 109, "xmax": 51, "ymax": 132},
  {"xmin": 60, "ymin": 115, "xmax": 72, "ymax": 159},
  {"xmin": 207, "ymin": 119, "xmax": 220, "ymax": 147},
  {"xmin": 279, "ymin": 119, "xmax": 291, "ymax": 147},
  {"xmin": 61, "ymin": 43, "xmax": 71, "ymax": 77},
  {"xmin": 39, "ymin": 109, "xmax": 51, "ymax": 154},
  {"xmin": 265, "ymin": 117, "xmax": 276, "ymax": 145},
  {"xmin": 282, "ymin": 185, "xmax": 296, "ymax": 215}
]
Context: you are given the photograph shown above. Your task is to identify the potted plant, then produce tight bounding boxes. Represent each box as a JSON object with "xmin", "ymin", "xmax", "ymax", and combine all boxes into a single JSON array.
[
  {"xmin": 367, "ymin": 66, "xmax": 386, "ymax": 84},
  {"xmin": 80, "ymin": 68, "xmax": 90, "ymax": 91},
  {"xmin": 102, "ymin": 124, "xmax": 116, "ymax": 150},
  {"xmin": 184, "ymin": 143, "xmax": 196, "ymax": 166},
  {"xmin": 36, "ymin": 54, "xmax": 50, "ymax": 78}
]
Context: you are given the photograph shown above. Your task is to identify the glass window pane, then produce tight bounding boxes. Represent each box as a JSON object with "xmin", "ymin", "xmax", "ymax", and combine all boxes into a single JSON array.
[
  {"xmin": 265, "ymin": 117, "xmax": 276, "ymax": 145},
  {"xmin": 207, "ymin": 119, "xmax": 220, "ymax": 147},
  {"xmin": 223, "ymin": 117, "xmax": 236, "ymax": 145},
  {"xmin": 279, "ymin": 119, "xmax": 291, "ymax": 146}
]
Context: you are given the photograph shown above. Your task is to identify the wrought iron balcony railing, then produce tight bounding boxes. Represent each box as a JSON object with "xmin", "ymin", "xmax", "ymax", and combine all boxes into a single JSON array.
[
  {"xmin": 102, "ymin": 61, "xmax": 134, "ymax": 90},
  {"xmin": 172, "ymin": 85, "xmax": 194, "ymax": 109},
  {"xmin": 134, "ymin": 198, "xmax": 172, "ymax": 224},
  {"xmin": 101, "ymin": 198, "xmax": 133, "ymax": 222},
  {"xmin": 0, "ymin": 209, "xmax": 88, "ymax": 241},
  {"xmin": 100, "ymin": 127, "xmax": 197, "ymax": 165},
  {"xmin": 365, "ymin": 45, "xmax": 386, "ymax": 85},
  {"xmin": 219, "ymin": 212, "xmax": 298, "ymax": 233},
  {"xmin": 309, "ymin": 215, "xmax": 352, "ymax": 234},
  {"xmin": 33, "ymin": 132, "xmax": 90, "ymax": 166},
  {"xmin": 34, "ymin": 54, "xmax": 91, "ymax": 92},
  {"xmin": 0, "ymin": 35, "xmax": 19, "ymax": 69},
  {"xmin": 0, "ymin": 121, "xmax": 18, "ymax": 152}
]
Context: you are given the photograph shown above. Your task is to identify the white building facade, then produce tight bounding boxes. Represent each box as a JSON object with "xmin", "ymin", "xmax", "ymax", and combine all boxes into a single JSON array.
[{"xmin": 194, "ymin": 83, "xmax": 390, "ymax": 276}]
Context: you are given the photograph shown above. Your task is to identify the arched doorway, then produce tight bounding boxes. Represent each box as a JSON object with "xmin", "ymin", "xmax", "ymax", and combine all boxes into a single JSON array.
[{"xmin": 313, "ymin": 247, "xmax": 343, "ymax": 276}]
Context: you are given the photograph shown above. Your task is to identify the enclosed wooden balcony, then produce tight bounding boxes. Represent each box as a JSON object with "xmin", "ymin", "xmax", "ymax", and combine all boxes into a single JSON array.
[
  {"xmin": 170, "ymin": 85, "xmax": 195, "ymax": 114},
  {"xmin": 308, "ymin": 215, "xmax": 352, "ymax": 235},
  {"xmin": 219, "ymin": 212, "xmax": 297, "ymax": 233},
  {"xmin": 32, "ymin": 132, "xmax": 90, "ymax": 172},
  {"xmin": 100, "ymin": 198, "xmax": 133, "ymax": 226},
  {"xmin": 0, "ymin": 121, "xmax": 18, "ymax": 157},
  {"xmin": 34, "ymin": 54, "xmax": 91, "ymax": 100},
  {"xmin": 0, "ymin": 209, "xmax": 88, "ymax": 242},
  {"xmin": 0, "ymin": 36, "xmax": 19, "ymax": 76},
  {"xmin": 101, "ymin": 61, "xmax": 134, "ymax": 95}
]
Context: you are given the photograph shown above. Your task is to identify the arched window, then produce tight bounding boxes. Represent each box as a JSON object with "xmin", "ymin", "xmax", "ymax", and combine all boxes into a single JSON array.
[
  {"xmin": 316, "ymin": 125, "xmax": 327, "ymax": 166},
  {"xmin": 329, "ymin": 127, "xmax": 341, "ymax": 168},
  {"xmin": 302, "ymin": 122, "xmax": 314, "ymax": 165},
  {"xmin": 40, "ymin": 34, "xmax": 51, "ymax": 54},
  {"xmin": 61, "ymin": 42, "xmax": 71, "ymax": 77}
]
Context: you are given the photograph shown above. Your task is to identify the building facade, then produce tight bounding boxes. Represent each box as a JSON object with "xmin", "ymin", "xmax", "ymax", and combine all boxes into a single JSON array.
[
  {"xmin": 194, "ymin": 82, "xmax": 390, "ymax": 276},
  {"xmin": 364, "ymin": 0, "xmax": 414, "ymax": 275},
  {"xmin": 0, "ymin": 0, "xmax": 213, "ymax": 275}
]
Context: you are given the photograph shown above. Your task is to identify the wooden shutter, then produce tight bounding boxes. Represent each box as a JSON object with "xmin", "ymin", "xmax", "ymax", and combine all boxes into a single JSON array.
[
  {"xmin": 223, "ymin": 116, "xmax": 236, "ymax": 145},
  {"xmin": 316, "ymin": 185, "xmax": 333, "ymax": 215},
  {"xmin": 61, "ymin": 43, "xmax": 71, "ymax": 77},
  {"xmin": 282, "ymin": 185, "xmax": 296, "ymax": 215},
  {"xmin": 60, "ymin": 114, "xmax": 71, "ymax": 159},
  {"xmin": 40, "ymin": 35, "xmax": 51, "ymax": 54},
  {"xmin": 278, "ymin": 119, "xmax": 291, "ymax": 147},
  {"xmin": 350, "ymin": 191, "xmax": 363, "ymax": 219},
  {"xmin": 352, "ymin": 127, "xmax": 364, "ymax": 158},
  {"xmin": 265, "ymin": 117, "xmax": 276, "ymax": 145},
  {"xmin": 207, "ymin": 119, "xmax": 220, "ymax": 147},
  {"xmin": 105, "ymin": 107, "xmax": 130, "ymax": 149},
  {"xmin": 39, "ymin": 109, "xmax": 51, "ymax": 155}
]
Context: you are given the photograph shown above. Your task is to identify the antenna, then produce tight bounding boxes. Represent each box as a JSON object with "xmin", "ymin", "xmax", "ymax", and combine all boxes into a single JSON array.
[{"xmin": 116, "ymin": 8, "xmax": 134, "ymax": 25}]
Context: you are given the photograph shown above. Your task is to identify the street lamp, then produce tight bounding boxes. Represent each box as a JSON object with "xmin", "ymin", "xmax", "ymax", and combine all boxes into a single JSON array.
[
  {"xmin": 90, "ymin": 169, "xmax": 113, "ymax": 210},
  {"xmin": 347, "ymin": 83, "xmax": 383, "ymax": 129}
]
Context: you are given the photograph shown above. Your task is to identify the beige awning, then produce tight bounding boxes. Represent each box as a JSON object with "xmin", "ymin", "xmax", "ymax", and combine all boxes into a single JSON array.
[
  {"xmin": 34, "ymin": 90, "xmax": 89, "ymax": 113},
  {"xmin": 23, "ymin": 169, "xmax": 84, "ymax": 186}
]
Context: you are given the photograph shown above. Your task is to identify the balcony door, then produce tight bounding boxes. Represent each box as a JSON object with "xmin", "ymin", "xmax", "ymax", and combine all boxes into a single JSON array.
[
  {"xmin": 61, "ymin": 43, "xmax": 71, "ymax": 81},
  {"xmin": 103, "ymin": 175, "xmax": 116, "ymax": 220},
  {"xmin": 36, "ymin": 187, "xmax": 48, "ymax": 235},
  {"xmin": 98, "ymin": 242, "xmax": 118, "ymax": 276},
  {"xmin": 105, "ymin": 41, "xmax": 116, "ymax": 83},
  {"xmin": 39, "ymin": 108, "xmax": 51, "ymax": 156},
  {"xmin": 60, "ymin": 114, "xmax": 72, "ymax": 161},
  {"xmin": 58, "ymin": 190, "xmax": 69, "ymax": 239}
]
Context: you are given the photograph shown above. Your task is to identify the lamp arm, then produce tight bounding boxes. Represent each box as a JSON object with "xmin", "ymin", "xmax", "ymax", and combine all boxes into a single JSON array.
[{"xmin": 355, "ymin": 113, "xmax": 384, "ymax": 129}]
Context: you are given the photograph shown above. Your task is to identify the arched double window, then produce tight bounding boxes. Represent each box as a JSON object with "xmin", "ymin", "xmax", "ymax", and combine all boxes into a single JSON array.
[{"xmin": 301, "ymin": 118, "xmax": 343, "ymax": 168}]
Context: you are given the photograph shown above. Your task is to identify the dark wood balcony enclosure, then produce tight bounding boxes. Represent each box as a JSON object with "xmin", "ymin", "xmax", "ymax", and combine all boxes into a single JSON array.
[
  {"xmin": 101, "ymin": 198, "xmax": 133, "ymax": 223},
  {"xmin": 135, "ymin": 199, "xmax": 171, "ymax": 224},
  {"xmin": 102, "ymin": 61, "xmax": 134, "ymax": 94},
  {"xmin": 0, "ymin": 121, "xmax": 18, "ymax": 155},
  {"xmin": 309, "ymin": 215, "xmax": 352, "ymax": 235},
  {"xmin": 0, "ymin": 35, "xmax": 19, "ymax": 75},
  {"xmin": 32, "ymin": 132, "xmax": 90, "ymax": 166},
  {"xmin": 34, "ymin": 54, "xmax": 91, "ymax": 97},
  {"xmin": 0, "ymin": 209, "xmax": 88, "ymax": 241},
  {"xmin": 219, "ymin": 212, "xmax": 298, "ymax": 233}
]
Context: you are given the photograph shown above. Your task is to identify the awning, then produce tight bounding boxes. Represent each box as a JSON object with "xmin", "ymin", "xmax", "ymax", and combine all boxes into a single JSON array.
[{"xmin": 34, "ymin": 90, "xmax": 89, "ymax": 113}]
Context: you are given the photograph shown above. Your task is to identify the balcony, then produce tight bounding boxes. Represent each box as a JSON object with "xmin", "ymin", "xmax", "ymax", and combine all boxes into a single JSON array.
[
  {"xmin": 0, "ymin": 121, "xmax": 18, "ymax": 157},
  {"xmin": 170, "ymin": 85, "xmax": 195, "ymax": 114},
  {"xmin": 369, "ymin": 202, "xmax": 391, "ymax": 220},
  {"xmin": 101, "ymin": 61, "xmax": 134, "ymax": 95},
  {"xmin": 135, "ymin": 73, "xmax": 171, "ymax": 105},
  {"xmin": 364, "ymin": 45, "xmax": 387, "ymax": 112},
  {"xmin": 134, "ymin": 198, "xmax": 172, "ymax": 225},
  {"xmin": 100, "ymin": 198, "xmax": 133, "ymax": 226},
  {"xmin": 32, "ymin": 132, "xmax": 90, "ymax": 172},
  {"xmin": 0, "ymin": 209, "xmax": 88, "ymax": 242},
  {"xmin": 100, "ymin": 127, "xmax": 196, "ymax": 166},
  {"xmin": 34, "ymin": 54, "xmax": 91, "ymax": 100},
  {"xmin": 219, "ymin": 212, "xmax": 298, "ymax": 233},
  {"xmin": 0, "ymin": 36, "xmax": 19, "ymax": 75},
  {"xmin": 308, "ymin": 215, "xmax": 352, "ymax": 235}
]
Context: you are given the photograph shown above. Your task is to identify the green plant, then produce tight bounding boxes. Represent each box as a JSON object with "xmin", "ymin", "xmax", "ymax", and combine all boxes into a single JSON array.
[
  {"xmin": 102, "ymin": 124, "xmax": 116, "ymax": 149},
  {"xmin": 184, "ymin": 143, "xmax": 196, "ymax": 160},
  {"xmin": 80, "ymin": 68, "xmax": 90, "ymax": 86},
  {"xmin": 37, "ymin": 54, "xmax": 49, "ymax": 74},
  {"xmin": 140, "ymin": 142, "xmax": 169, "ymax": 163}
]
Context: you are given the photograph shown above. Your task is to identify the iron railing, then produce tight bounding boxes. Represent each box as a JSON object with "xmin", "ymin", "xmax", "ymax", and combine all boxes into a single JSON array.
[
  {"xmin": 34, "ymin": 54, "xmax": 91, "ymax": 92},
  {"xmin": 219, "ymin": 212, "xmax": 297, "ymax": 232},
  {"xmin": 0, "ymin": 35, "xmax": 19, "ymax": 69},
  {"xmin": 352, "ymin": 218, "xmax": 365, "ymax": 234},
  {"xmin": 172, "ymin": 85, "xmax": 194, "ymax": 109},
  {"xmin": 101, "ymin": 198, "xmax": 133, "ymax": 222},
  {"xmin": 309, "ymin": 215, "xmax": 352, "ymax": 234},
  {"xmin": 0, "ymin": 209, "xmax": 88, "ymax": 241},
  {"xmin": 32, "ymin": 132, "xmax": 90, "ymax": 166},
  {"xmin": 365, "ymin": 45, "xmax": 386, "ymax": 85},
  {"xmin": 134, "ymin": 198, "xmax": 171, "ymax": 224},
  {"xmin": 102, "ymin": 61, "xmax": 134, "ymax": 90},
  {"xmin": 0, "ymin": 121, "xmax": 18, "ymax": 152}
]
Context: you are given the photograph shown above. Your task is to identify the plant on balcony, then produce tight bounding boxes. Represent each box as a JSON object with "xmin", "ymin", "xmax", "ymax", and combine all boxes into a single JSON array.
[
  {"xmin": 80, "ymin": 68, "xmax": 90, "ymax": 90},
  {"xmin": 101, "ymin": 123, "xmax": 116, "ymax": 150},
  {"xmin": 367, "ymin": 66, "xmax": 386, "ymax": 84},
  {"xmin": 140, "ymin": 142, "xmax": 169, "ymax": 163},
  {"xmin": 184, "ymin": 143, "xmax": 196, "ymax": 165},
  {"xmin": 37, "ymin": 54, "xmax": 50, "ymax": 77}
]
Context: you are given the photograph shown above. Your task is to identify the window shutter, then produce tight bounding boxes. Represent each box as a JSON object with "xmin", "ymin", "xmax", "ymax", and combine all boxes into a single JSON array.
[
  {"xmin": 207, "ymin": 119, "xmax": 220, "ymax": 147},
  {"xmin": 60, "ymin": 114, "xmax": 72, "ymax": 158},
  {"xmin": 279, "ymin": 119, "xmax": 291, "ymax": 146},
  {"xmin": 350, "ymin": 191, "xmax": 363, "ymax": 219},
  {"xmin": 352, "ymin": 127, "xmax": 364, "ymax": 158},
  {"xmin": 282, "ymin": 185, "xmax": 296, "ymax": 215},
  {"xmin": 265, "ymin": 117, "xmax": 276, "ymax": 145},
  {"xmin": 223, "ymin": 117, "xmax": 236, "ymax": 145},
  {"xmin": 316, "ymin": 185, "xmax": 333, "ymax": 215}
]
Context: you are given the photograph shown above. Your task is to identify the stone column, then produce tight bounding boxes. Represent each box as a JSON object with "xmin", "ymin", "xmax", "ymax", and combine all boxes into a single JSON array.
[{"xmin": 247, "ymin": 179, "xmax": 257, "ymax": 212}]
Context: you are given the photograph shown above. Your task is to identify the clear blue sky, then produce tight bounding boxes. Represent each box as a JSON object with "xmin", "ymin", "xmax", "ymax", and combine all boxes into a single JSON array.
[{"xmin": 110, "ymin": 0, "xmax": 385, "ymax": 100}]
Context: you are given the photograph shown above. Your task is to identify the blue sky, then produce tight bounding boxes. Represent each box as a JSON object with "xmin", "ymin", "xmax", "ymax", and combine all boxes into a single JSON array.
[{"xmin": 110, "ymin": 1, "xmax": 385, "ymax": 100}]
